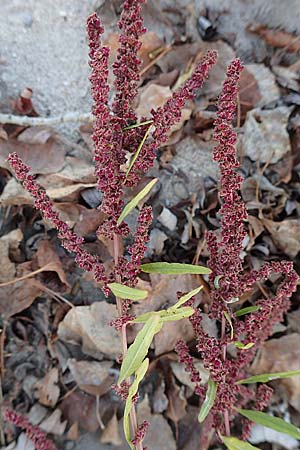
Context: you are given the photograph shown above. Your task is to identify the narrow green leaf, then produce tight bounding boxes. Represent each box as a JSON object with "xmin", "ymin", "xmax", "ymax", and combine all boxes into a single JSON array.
[
  {"xmin": 224, "ymin": 311, "xmax": 234, "ymax": 340},
  {"xmin": 140, "ymin": 262, "xmax": 211, "ymax": 275},
  {"xmin": 237, "ymin": 409, "xmax": 300, "ymax": 439},
  {"xmin": 108, "ymin": 282, "xmax": 148, "ymax": 301},
  {"xmin": 170, "ymin": 286, "xmax": 203, "ymax": 310},
  {"xmin": 214, "ymin": 275, "xmax": 222, "ymax": 289},
  {"xmin": 126, "ymin": 124, "xmax": 153, "ymax": 177},
  {"xmin": 132, "ymin": 311, "xmax": 161, "ymax": 324},
  {"xmin": 124, "ymin": 358, "xmax": 149, "ymax": 449},
  {"xmin": 237, "ymin": 370, "xmax": 300, "ymax": 385},
  {"xmin": 234, "ymin": 342, "xmax": 255, "ymax": 350},
  {"xmin": 221, "ymin": 436, "xmax": 260, "ymax": 450},
  {"xmin": 124, "ymin": 120, "xmax": 153, "ymax": 130},
  {"xmin": 235, "ymin": 306, "xmax": 260, "ymax": 317},
  {"xmin": 118, "ymin": 315, "xmax": 162, "ymax": 383},
  {"xmin": 160, "ymin": 306, "xmax": 195, "ymax": 322},
  {"xmin": 117, "ymin": 178, "xmax": 157, "ymax": 225},
  {"xmin": 198, "ymin": 379, "xmax": 218, "ymax": 423}
]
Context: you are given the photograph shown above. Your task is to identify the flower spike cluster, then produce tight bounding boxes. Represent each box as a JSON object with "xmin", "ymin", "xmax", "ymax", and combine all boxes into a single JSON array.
[
  {"xmin": 175, "ymin": 59, "xmax": 298, "ymax": 437},
  {"xmin": 206, "ymin": 58, "xmax": 247, "ymax": 317},
  {"xmin": 5, "ymin": 410, "xmax": 56, "ymax": 450}
]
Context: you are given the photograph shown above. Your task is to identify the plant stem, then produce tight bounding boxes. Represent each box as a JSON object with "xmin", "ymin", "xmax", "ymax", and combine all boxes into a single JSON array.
[
  {"xmin": 113, "ymin": 233, "xmax": 143, "ymax": 450},
  {"xmin": 221, "ymin": 315, "xmax": 230, "ymax": 437}
]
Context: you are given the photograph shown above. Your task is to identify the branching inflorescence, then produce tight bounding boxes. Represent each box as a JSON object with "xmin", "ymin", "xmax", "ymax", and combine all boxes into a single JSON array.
[
  {"xmin": 6, "ymin": 0, "xmax": 299, "ymax": 448},
  {"xmin": 7, "ymin": 1, "xmax": 218, "ymax": 448},
  {"xmin": 176, "ymin": 59, "xmax": 298, "ymax": 441}
]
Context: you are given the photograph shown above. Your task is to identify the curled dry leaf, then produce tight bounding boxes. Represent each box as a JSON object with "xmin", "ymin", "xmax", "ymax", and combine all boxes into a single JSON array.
[
  {"xmin": 0, "ymin": 280, "xmax": 42, "ymax": 319},
  {"xmin": 242, "ymin": 107, "xmax": 291, "ymax": 164},
  {"xmin": 35, "ymin": 367, "xmax": 60, "ymax": 407},
  {"xmin": 36, "ymin": 239, "xmax": 69, "ymax": 289},
  {"xmin": 58, "ymin": 302, "xmax": 121, "ymax": 360},
  {"xmin": 238, "ymin": 68, "xmax": 261, "ymax": 121},
  {"xmin": 250, "ymin": 334, "xmax": 300, "ymax": 412},
  {"xmin": 0, "ymin": 177, "xmax": 33, "ymax": 206},
  {"xmin": 261, "ymin": 218, "xmax": 300, "ymax": 258}
]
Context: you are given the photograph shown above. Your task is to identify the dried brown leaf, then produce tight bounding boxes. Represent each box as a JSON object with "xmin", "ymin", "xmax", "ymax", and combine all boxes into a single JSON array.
[
  {"xmin": 100, "ymin": 413, "xmax": 122, "ymax": 446},
  {"xmin": 248, "ymin": 24, "xmax": 300, "ymax": 53},
  {"xmin": 261, "ymin": 218, "xmax": 300, "ymax": 258},
  {"xmin": 0, "ymin": 135, "xmax": 67, "ymax": 174},
  {"xmin": 166, "ymin": 376, "xmax": 187, "ymax": 424},
  {"xmin": 39, "ymin": 409, "xmax": 67, "ymax": 436},
  {"xmin": 0, "ymin": 279, "xmax": 42, "ymax": 319},
  {"xmin": 67, "ymin": 359, "xmax": 113, "ymax": 386},
  {"xmin": 58, "ymin": 302, "xmax": 121, "ymax": 360},
  {"xmin": 242, "ymin": 107, "xmax": 292, "ymax": 164},
  {"xmin": 251, "ymin": 334, "xmax": 300, "ymax": 412},
  {"xmin": 36, "ymin": 239, "xmax": 69, "ymax": 289},
  {"xmin": 35, "ymin": 368, "xmax": 60, "ymax": 407}
]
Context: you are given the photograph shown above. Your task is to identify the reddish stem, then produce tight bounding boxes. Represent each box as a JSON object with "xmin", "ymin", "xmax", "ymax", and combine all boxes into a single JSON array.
[
  {"xmin": 221, "ymin": 315, "xmax": 230, "ymax": 436},
  {"xmin": 113, "ymin": 233, "xmax": 143, "ymax": 450}
]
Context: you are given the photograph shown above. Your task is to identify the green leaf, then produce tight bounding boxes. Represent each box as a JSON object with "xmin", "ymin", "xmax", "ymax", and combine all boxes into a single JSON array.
[
  {"xmin": 140, "ymin": 262, "xmax": 211, "ymax": 275},
  {"xmin": 237, "ymin": 409, "xmax": 300, "ymax": 440},
  {"xmin": 118, "ymin": 315, "xmax": 162, "ymax": 383},
  {"xmin": 234, "ymin": 342, "xmax": 255, "ymax": 350},
  {"xmin": 237, "ymin": 370, "xmax": 300, "ymax": 385},
  {"xmin": 126, "ymin": 124, "xmax": 153, "ymax": 177},
  {"xmin": 214, "ymin": 275, "xmax": 222, "ymax": 289},
  {"xmin": 132, "ymin": 311, "xmax": 161, "ymax": 324},
  {"xmin": 160, "ymin": 306, "xmax": 195, "ymax": 322},
  {"xmin": 224, "ymin": 311, "xmax": 234, "ymax": 340},
  {"xmin": 108, "ymin": 282, "xmax": 148, "ymax": 301},
  {"xmin": 198, "ymin": 378, "xmax": 218, "ymax": 423},
  {"xmin": 235, "ymin": 306, "xmax": 260, "ymax": 317},
  {"xmin": 117, "ymin": 178, "xmax": 158, "ymax": 225},
  {"xmin": 221, "ymin": 436, "xmax": 260, "ymax": 450},
  {"xmin": 132, "ymin": 307, "xmax": 195, "ymax": 324},
  {"xmin": 170, "ymin": 286, "xmax": 203, "ymax": 310},
  {"xmin": 124, "ymin": 120, "xmax": 153, "ymax": 130},
  {"xmin": 124, "ymin": 358, "xmax": 149, "ymax": 449}
]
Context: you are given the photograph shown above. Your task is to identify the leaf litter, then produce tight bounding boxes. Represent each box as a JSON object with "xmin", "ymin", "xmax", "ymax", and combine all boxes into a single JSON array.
[{"xmin": 1, "ymin": 2, "xmax": 300, "ymax": 450}]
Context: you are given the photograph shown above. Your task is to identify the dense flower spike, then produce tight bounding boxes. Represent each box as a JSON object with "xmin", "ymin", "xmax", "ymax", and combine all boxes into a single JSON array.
[
  {"xmin": 189, "ymin": 58, "xmax": 299, "ymax": 435},
  {"xmin": 125, "ymin": 50, "xmax": 218, "ymax": 185},
  {"xmin": 132, "ymin": 420, "xmax": 149, "ymax": 446},
  {"xmin": 5, "ymin": 410, "xmax": 56, "ymax": 450},
  {"xmin": 8, "ymin": 153, "xmax": 108, "ymax": 289},
  {"xmin": 207, "ymin": 59, "xmax": 247, "ymax": 317},
  {"xmin": 175, "ymin": 339, "xmax": 205, "ymax": 398},
  {"xmin": 87, "ymin": 13, "xmax": 127, "ymax": 235},
  {"xmin": 112, "ymin": 0, "xmax": 146, "ymax": 125}
]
